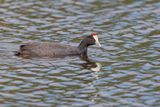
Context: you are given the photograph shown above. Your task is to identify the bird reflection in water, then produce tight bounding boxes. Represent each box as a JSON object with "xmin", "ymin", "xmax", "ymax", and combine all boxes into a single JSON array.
[
  {"xmin": 80, "ymin": 56, "xmax": 102, "ymax": 72},
  {"xmin": 80, "ymin": 56, "xmax": 102, "ymax": 103}
]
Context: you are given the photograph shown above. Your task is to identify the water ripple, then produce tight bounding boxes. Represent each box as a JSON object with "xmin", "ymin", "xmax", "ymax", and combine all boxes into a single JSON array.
[{"xmin": 0, "ymin": 0, "xmax": 160, "ymax": 106}]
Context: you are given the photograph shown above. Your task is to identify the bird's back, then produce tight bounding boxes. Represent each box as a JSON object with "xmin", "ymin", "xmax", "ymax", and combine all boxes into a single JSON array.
[{"xmin": 16, "ymin": 42, "xmax": 80, "ymax": 58}]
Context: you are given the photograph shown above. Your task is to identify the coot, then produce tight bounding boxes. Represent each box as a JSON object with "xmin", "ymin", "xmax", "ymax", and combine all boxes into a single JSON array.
[{"xmin": 15, "ymin": 32, "xmax": 101, "ymax": 58}]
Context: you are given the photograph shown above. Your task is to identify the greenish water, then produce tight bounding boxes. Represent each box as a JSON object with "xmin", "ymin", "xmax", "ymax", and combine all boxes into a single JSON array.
[{"xmin": 0, "ymin": 0, "xmax": 160, "ymax": 107}]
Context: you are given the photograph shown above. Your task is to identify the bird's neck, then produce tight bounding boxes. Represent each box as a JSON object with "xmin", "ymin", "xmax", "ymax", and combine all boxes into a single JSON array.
[{"xmin": 78, "ymin": 40, "xmax": 88, "ymax": 57}]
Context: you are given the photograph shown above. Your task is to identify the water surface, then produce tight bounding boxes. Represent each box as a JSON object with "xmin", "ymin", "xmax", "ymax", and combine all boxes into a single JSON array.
[{"xmin": 0, "ymin": 0, "xmax": 160, "ymax": 106}]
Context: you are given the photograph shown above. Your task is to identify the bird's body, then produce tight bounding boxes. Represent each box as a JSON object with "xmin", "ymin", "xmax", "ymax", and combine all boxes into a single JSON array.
[
  {"xmin": 15, "ymin": 42, "xmax": 80, "ymax": 58},
  {"xmin": 15, "ymin": 33, "xmax": 101, "ymax": 58}
]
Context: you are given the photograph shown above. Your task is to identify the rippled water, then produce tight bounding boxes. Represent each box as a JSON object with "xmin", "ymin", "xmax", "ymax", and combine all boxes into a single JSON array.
[{"xmin": 0, "ymin": 0, "xmax": 160, "ymax": 106}]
